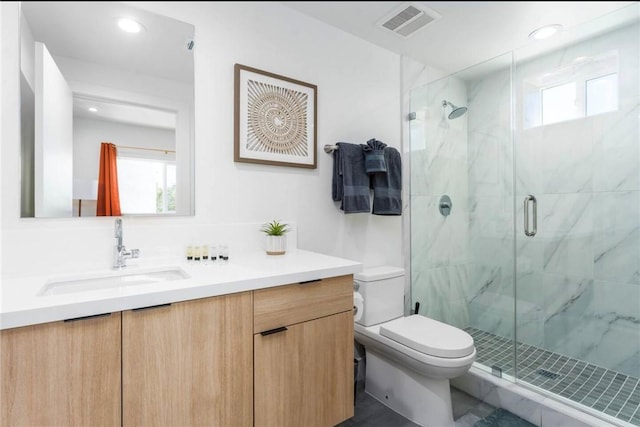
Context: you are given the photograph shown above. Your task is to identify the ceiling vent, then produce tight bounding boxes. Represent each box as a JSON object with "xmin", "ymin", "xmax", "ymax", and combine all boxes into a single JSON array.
[{"xmin": 378, "ymin": 3, "xmax": 441, "ymax": 38}]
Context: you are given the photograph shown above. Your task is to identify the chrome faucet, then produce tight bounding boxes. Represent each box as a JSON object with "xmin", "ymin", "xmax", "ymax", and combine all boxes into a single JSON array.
[{"xmin": 114, "ymin": 218, "xmax": 140, "ymax": 269}]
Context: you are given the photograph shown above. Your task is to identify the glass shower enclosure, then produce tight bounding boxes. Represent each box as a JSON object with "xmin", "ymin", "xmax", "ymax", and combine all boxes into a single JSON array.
[{"xmin": 409, "ymin": 4, "xmax": 639, "ymax": 426}]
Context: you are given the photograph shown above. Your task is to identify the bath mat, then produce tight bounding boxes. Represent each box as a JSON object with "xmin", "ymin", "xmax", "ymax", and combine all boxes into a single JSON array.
[{"xmin": 473, "ymin": 408, "xmax": 536, "ymax": 427}]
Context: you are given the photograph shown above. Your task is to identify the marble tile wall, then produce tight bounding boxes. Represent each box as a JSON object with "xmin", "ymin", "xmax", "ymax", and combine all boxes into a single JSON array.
[
  {"xmin": 410, "ymin": 21, "xmax": 639, "ymax": 378},
  {"xmin": 466, "ymin": 63, "xmax": 515, "ymax": 340},
  {"xmin": 409, "ymin": 74, "xmax": 470, "ymax": 328}
]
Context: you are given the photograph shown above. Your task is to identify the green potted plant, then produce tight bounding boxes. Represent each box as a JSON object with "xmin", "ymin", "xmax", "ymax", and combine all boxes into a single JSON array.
[{"xmin": 261, "ymin": 220, "xmax": 289, "ymax": 255}]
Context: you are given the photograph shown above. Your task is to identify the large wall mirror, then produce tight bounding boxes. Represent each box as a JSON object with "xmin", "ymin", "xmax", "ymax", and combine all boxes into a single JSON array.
[{"xmin": 19, "ymin": 2, "xmax": 195, "ymax": 218}]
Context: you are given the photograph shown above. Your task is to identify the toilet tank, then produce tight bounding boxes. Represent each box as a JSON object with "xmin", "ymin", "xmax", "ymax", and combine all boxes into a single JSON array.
[{"xmin": 354, "ymin": 266, "xmax": 405, "ymax": 326}]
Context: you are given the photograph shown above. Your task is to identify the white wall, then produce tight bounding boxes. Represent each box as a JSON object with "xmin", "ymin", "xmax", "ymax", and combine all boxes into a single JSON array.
[
  {"xmin": 19, "ymin": 9, "xmax": 35, "ymax": 217},
  {"xmin": 19, "ymin": 8, "xmax": 34, "ymax": 90},
  {"xmin": 34, "ymin": 42, "xmax": 73, "ymax": 217},
  {"xmin": 73, "ymin": 117, "xmax": 175, "ymax": 182},
  {"xmin": 1, "ymin": 3, "xmax": 5, "ymax": 281},
  {"xmin": 1, "ymin": 2, "xmax": 403, "ymax": 278}
]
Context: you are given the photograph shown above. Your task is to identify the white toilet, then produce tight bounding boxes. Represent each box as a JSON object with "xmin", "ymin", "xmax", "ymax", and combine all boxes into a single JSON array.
[{"xmin": 354, "ymin": 266, "xmax": 476, "ymax": 427}]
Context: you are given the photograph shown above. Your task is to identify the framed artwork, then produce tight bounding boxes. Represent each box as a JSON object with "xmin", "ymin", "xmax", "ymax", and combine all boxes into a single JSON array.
[{"xmin": 234, "ymin": 64, "xmax": 317, "ymax": 168}]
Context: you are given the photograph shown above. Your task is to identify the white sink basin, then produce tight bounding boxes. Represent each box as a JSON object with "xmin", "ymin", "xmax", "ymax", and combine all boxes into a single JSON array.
[{"xmin": 39, "ymin": 267, "xmax": 190, "ymax": 296}]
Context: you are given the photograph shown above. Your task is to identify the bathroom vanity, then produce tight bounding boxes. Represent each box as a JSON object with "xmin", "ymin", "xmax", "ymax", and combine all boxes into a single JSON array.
[{"xmin": 0, "ymin": 250, "xmax": 360, "ymax": 427}]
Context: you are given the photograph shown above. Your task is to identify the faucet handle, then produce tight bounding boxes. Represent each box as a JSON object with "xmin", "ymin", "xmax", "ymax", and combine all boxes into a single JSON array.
[
  {"xmin": 131, "ymin": 249, "xmax": 141, "ymax": 258},
  {"xmin": 115, "ymin": 218, "xmax": 122, "ymax": 237}
]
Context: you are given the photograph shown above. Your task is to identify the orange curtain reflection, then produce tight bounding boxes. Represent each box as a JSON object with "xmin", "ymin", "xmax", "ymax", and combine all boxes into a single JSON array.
[{"xmin": 96, "ymin": 142, "xmax": 121, "ymax": 216}]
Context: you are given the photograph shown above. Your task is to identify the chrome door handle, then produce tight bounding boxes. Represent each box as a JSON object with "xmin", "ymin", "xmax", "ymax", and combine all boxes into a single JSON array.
[{"xmin": 524, "ymin": 195, "xmax": 537, "ymax": 237}]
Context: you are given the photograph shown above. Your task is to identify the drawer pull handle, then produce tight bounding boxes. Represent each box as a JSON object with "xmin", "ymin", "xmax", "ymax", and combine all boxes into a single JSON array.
[
  {"xmin": 299, "ymin": 279, "xmax": 321, "ymax": 285},
  {"xmin": 260, "ymin": 326, "xmax": 288, "ymax": 336},
  {"xmin": 64, "ymin": 312, "xmax": 111, "ymax": 322},
  {"xmin": 132, "ymin": 303, "xmax": 172, "ymax": 312}
]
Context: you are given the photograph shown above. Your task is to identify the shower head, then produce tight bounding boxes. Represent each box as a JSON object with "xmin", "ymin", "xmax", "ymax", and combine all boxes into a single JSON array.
[{"xmin": 442, "ymin": 100, "xmax": 468, "ymax": 120}]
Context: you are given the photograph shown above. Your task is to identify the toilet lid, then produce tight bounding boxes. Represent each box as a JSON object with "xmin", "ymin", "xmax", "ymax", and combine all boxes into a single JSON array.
[{"xmin": 379, "ymin": 315, "xmax": 474, "ymax": 358}]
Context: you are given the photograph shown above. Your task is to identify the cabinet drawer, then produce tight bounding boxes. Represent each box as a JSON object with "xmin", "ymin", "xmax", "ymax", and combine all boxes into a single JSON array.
[{"xmin": 253, "ymin": 275, "xmax": 353, "ymax": 333}]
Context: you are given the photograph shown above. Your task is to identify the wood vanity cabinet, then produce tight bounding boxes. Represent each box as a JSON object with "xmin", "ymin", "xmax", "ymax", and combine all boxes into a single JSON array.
[
  {"xmin": 1, "ymin": 273, "xmax": 355, "ymax": 427},
  {"xmin": 253, "ymin": 275, "xmax": 354, "ymax": 427},
  {"xmin": 122, "ymin": 291, "xmax": 253, "ymax": 427},
  {"xmin": 0, "ymin": 312, "xmax": 121, "ymax": 426}
]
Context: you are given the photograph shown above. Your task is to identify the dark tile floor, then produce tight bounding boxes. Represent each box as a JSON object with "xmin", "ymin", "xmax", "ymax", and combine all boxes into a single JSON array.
[{"xmin": 337, "ymin": 386, "xmax": 534, "ymax": 427}]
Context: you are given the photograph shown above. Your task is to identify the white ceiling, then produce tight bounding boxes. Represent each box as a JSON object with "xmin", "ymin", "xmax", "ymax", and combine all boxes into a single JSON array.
[
  {"xmin": 73, "ymin": 96, "xmax": 176, "ymax": 130},
  {"xmin": 21, "ymin": 1, "xmax": 193, "ymax": 130},
  {"xmin": 21, "ymin": 1, "xmax": 194, "ymax": 83},
  {"xmin": 281, "ymin": 1, "xmax": 638, "ymax": 76}
]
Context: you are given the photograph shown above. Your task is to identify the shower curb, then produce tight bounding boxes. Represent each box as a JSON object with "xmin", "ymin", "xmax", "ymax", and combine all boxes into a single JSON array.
[{"xmin": 452, "ymin": 365, "xmax": 632, "ymax": 427}]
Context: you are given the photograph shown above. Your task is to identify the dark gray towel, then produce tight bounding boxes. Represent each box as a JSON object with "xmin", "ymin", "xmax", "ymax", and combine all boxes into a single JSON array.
[
  {"xmin": 361, "ymin": 138, "xmax": 388, "ymax": 174},
  {"xmin": 332, "ymin": 148, "xmax": 343, "ymax": 202},
  {"xmin": 371, "ymin": 147, "xmax": 402, "ymax": 215},
  {"xmin": 332, "ymin": 142, "xmax": 370, "ymax": 213}
]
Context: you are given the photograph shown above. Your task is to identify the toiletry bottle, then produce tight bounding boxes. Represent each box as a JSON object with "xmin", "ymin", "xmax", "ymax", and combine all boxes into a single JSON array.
[{"xmin": 220, "ymin": 244, "xmax": 229, "ymax": 263}]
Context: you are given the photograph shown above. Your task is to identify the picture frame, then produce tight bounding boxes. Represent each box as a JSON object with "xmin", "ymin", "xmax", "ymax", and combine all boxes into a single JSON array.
[{"xmin": 234, "ymin": 64, "xmax": 317, "ymax": 169}]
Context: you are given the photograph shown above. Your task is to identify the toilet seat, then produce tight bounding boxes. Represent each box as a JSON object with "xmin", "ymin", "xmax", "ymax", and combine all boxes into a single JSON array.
[
  {"xmin": 354, "ymin": 322, "xmax": 476, "ymax": 371},
  {"xmin": 379, "ymin": 314, "xmax": 474, "ymax": 358}
]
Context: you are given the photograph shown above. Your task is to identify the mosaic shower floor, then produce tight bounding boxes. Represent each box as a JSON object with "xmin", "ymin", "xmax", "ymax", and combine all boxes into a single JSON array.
[{"xmin": 466, "ymin": 327, "xmax": 640, "ymax": 426}]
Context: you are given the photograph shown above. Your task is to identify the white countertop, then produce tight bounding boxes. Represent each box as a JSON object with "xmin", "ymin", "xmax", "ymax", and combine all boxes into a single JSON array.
[{"xmin": 0, "ymin": 249, "xmax": 362, "ymax": 330}]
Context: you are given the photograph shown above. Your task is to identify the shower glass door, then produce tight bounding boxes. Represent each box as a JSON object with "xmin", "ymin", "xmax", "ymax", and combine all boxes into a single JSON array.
[
  {"xmin": 409, "ymin": 51, "xmax": 516, "ymax": 379},
  {"xmin": 409, "ymin": 4, "xmax": 639, "ymax": 426},
  {"xmin": 513, "ymin": 5, "xmax": 640, "ymax": 425}
]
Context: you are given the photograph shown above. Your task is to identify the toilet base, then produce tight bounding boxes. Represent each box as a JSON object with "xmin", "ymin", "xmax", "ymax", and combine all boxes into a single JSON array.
[{"xmin": 365, "ymin": 351, "xmax": 454, "ymax": 427}]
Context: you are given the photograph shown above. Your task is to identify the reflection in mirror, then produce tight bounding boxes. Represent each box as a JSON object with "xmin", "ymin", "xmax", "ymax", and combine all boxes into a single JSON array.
[{"xmin": 19, "ymin": 1, "xmax": 195, "ymax": 217}]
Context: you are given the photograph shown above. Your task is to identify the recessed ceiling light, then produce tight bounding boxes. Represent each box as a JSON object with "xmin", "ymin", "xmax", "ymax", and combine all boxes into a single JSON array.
[
  {"xmin": 88, "ymin": 107, "xmax": 98, "ymax": 112},
  {"xmin": 529, "ymin": 24, "xmax": 563, "ymax": 40},
  {"xmin": 117, "ymin": 18, "xmax": 144, "ymax": 34}
]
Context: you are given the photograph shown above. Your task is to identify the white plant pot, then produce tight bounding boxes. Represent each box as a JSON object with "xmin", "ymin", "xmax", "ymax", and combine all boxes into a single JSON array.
[{"xmin": 265, "ymin": 235, "xmax": 286, "ymax": 255}]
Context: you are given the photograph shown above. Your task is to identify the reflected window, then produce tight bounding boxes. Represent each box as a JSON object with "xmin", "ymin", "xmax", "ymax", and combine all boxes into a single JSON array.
[{"xmin": 117, "ymin": 157, "xmax": 176, "ymax": 214}]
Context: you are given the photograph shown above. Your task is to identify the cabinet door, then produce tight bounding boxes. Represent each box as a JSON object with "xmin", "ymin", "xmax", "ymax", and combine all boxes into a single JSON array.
[
  {"xmin": 254, "ymin": 311, "xmax": 354, "ymax": 427},
  {"xmin": 1, "ymin": 313, "xmax": 121, "ymax": 426},
  {"xmin": 122, "ymin": 292, "xmax": 253, "ymax": 427}
]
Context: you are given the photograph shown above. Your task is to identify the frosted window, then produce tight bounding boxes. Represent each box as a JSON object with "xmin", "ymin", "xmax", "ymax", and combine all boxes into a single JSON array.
[
  {"xmin": 542, "ymin": 82, "xmax": 579, "ymax": 125},
  {"xmin": 117, "ymin": 157, "xmax": 176, "ymax": 214},
  {"xmin": 523, "ymin": 50, "xmax": 618, "ymax": 129},
  {"xmin": 586, "ymin": 73, "xmax": 618, "ymax": 116}
]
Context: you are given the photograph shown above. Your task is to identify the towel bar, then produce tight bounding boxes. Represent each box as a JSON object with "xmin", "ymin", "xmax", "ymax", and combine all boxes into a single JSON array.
[{"xmin": 324, "ymin": 144, "xmax": 338, "ymax": 153}]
